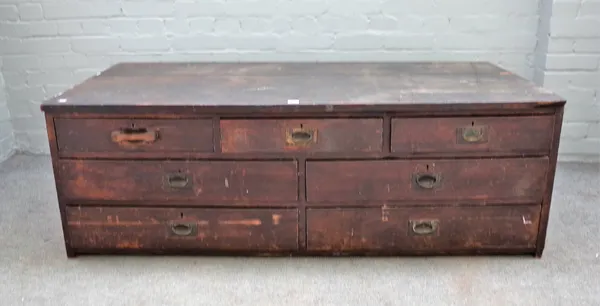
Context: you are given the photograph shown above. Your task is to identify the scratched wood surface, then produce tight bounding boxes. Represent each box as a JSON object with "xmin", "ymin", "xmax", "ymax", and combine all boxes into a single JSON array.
[
  {"xmin": 220, "ymin": 118, "xmax": 383, "ymax": 153},
  {"xmin": 59, "ymin": 160, "xmax": 298, "ymax": 203},
  {"xmin": 40, "ymin": 62, "xmax": 564, "ymax": 114},
  {"xmin": 306, "ymin": 158, "xmax": 549, "ymax": 203},
  {"xmin": 55, "ymin": 118, "xmax": 214, "ymax": 155},
  {"xmin": 40, "ymin": 62, "xmax": 565, "ymax": 258},
  {"xmin": 306, "ymin": 205, "xmax": 541, "ymax": 252},
  {"xmin": 391, "ymin": 115, "xmax": 554, "ymax": 154},
  {"xmin": 67, "ymin": 207, "xmax": 298, "ymax": 251}
]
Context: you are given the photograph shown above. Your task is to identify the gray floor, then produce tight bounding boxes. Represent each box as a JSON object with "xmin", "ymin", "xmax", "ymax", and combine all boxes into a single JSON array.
[{"xmin": 0, "ymin": 155, "xmax": 598, "ymax": 306}]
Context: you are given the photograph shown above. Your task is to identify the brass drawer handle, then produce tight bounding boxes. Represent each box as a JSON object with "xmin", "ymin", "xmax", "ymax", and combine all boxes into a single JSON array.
[
  {"xmin": 111, "ymin": 128, "xmax": 157, "ymax": 146},
  {"xmin": 457, "ymin": 125, "xmax": 488, "ymax": 144},
  {"xmin": 463, "ymin": 127, "xmax": 483, "ymax": 142},
  {"xmin": 410, "ymin": 219, "xmax": 439, "ymax": 235},
  {"xmin": 413, "ymin": 173, "xmax": 441, "ymax": 189},
  {"xmin": 170, "ymin": 222, "xmax": 196, "ymax": 236},
  {"xmin": 166, "ymin": 173, "xmax": 189, "ymax": 189},
  {"xmin": 286, "ymin": 128, "xmax": 316, "ymax": 146}
]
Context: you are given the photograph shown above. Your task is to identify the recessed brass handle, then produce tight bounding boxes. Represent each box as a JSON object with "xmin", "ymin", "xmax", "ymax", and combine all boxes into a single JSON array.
[
  {"xmin": 166, "ymin": 173, "xmax": 189, "ymax": 189},
  {"xmin": 111, "ymin": 128, "xmax": 157, "ymax": 146},
  {"xmin": 456, "ymin": 125, "xmax": 488, "ymax": 144},
  {"xmin": 170, "ymin": 222, "xmax": 196, "ymax": 236},
  {"xmin": 462, "ymin": 127, "xmax": 484, "ymax": 142},
  {"xmin": 414, "ymin": 173, "xmax": 441, "ymax": 189},
  {"xmin": 286, "ymin": 128, "xmax": 316, "ymax": 146},
  {"xmin": 410, "ymin": 219, "xmax": 439, "ymax": 235},
  {"xmin": 292, "ymin": 130, "xmax": 312, "ymax": 142}
]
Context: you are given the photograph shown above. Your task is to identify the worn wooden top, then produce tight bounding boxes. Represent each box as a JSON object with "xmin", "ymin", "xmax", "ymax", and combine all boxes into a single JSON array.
[{"xmin": 41, "ymin": 62, "xmax": 565, "ymax": 114}]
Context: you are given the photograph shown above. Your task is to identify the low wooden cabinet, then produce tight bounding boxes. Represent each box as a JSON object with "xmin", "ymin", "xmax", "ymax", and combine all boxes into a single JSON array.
[{"xmin": 41, "ymin": 62, "xmax": 565, "ymax": 258}]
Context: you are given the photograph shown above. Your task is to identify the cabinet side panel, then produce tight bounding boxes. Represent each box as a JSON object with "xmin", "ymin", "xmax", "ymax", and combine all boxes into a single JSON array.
[
  {"xmin": 536, "ymin": 105, "xmax": 564, "ymax": 258},
  {"xmin": 45, "ymin": 113, "xmax": 74, "ymax": 257}
]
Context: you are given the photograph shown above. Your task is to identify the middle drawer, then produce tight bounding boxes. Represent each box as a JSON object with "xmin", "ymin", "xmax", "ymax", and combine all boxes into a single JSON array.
[
  {"xmin": 58, "ymin": 160, "xmax": 298, "ymax": 203},
  {"xmin": 220, "ymin": 118, "xmax": 383, "ymax": 153}
]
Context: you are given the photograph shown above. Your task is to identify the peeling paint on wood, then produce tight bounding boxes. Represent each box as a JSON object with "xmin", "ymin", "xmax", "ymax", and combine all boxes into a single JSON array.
[
  {"xmin": 218, "ymin": 219, "xmax": 262, "ymax": 226},
  {"xmin": 272, "ymin": 214, "xmax": 282, "ymax": 225},
  {"xmin": 116, "ymin": 240, "xmax": 142, "ymax": 249},
  {"xmin": 66, "ymin": 207, "xmax": 298, "ymax": 251}
]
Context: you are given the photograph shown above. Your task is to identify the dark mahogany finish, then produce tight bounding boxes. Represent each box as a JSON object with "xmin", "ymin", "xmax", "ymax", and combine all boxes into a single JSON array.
[
  {"xmin": 67, "ymin": 207, "xmax": 298, "ymax": 252},
  {"xmin": 306, "ymin": 205, "xmax": 541, "ymax": 252},
  {"xmin": 55, "ymin": 118, "xmax": 214, "ymax": 156},
  {"xmin": 391, "ymin": 116, "xmax": 554, "ymax": 155},
  {"xmin": 41, "ymin": 62, "xmax": 565, "ymax": 258},
  {"xmin": 306, "ymin": 158, "xmax": 548, "ymax": 203},
  {"xmin": 59, "ymin": 160, "xmax": 298, "ymax": 203},
  {"xmin": 220, "ymin": 118, "xmax": 383, "ymax": 153}
]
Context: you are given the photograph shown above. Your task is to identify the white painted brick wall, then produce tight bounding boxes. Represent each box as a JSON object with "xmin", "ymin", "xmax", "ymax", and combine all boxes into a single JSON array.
[
  {"xmin": 0, "ymin": 69, "xmax": 16, "ymax": 162},
  {"xmin": 539, "ymin": 0, "xmax": 600, "ymax": 162},
  {"xmin": 0, "ymin": 0, "xmax": 597, "ymax": 161}
]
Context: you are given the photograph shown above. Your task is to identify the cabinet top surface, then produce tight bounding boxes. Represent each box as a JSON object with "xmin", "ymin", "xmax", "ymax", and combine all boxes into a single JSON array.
[{"xmin": 41, "ymin": 62, "xmax": 564, "ymax": 112}]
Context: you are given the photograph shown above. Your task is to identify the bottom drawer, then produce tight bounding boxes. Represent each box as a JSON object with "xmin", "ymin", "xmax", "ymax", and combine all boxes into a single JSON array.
[
  {"xmin": 67, "ymin": 207, "xmax": 298, "ymax": 252},
  {"xmin": 307, "ymin": 205, "xmax": 541, "ymax": 252}
]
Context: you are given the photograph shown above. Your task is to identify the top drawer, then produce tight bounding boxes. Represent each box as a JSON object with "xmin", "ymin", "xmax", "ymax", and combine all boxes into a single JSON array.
[
  {"xmin": 391, "ymin": 116, "xmax": 554, "ymax": 155},
  {"xmin": 55, "ymin": 118, "xmax": 214, "ymax": 156},
  {"xmin": 220, "ymin": 118, "xmax": 382, "ymax": 153}
]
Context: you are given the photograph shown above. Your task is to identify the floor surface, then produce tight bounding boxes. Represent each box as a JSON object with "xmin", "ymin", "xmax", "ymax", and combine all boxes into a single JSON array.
[{"xmin": 0, "ymin": 155, "xmax": 598, "ymax": 306}]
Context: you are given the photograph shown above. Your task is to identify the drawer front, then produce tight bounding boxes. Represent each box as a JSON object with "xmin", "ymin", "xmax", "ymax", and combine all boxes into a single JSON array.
[
  {"xmin": 59, "ymin": 160, "xmax": 298, "ymax": 203},
  {"xmin": 306, "ymin": 158, "xmax": 548, "ymax": 203},
  {"xmin": 55, "ymin": 118, "xmax": 214, "ymax": 155},
  {"xmin": 307, "ymin": 205, "xmax": 540, "ymax": 252},
  {"xmin": 391, "ymin": 116, "xmax": 554, "ymax": 154},
  {"xmin": 220, "ymin": 119, "xmax": 383, "ymax": 153},
  {"xmin": 67, "ymin": 207, "xmax": 298, "ymax": 251}
]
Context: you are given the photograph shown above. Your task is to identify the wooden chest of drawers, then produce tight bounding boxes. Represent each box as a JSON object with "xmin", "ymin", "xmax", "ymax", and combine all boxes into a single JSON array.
[{"xmin": 41, "ymin": 62, "xmax": 565, "ymax": 258}]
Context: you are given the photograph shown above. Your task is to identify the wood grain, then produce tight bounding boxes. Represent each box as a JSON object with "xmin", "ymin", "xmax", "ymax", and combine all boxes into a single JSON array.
[
  {"xmin": 67, "ymin": 207, "xmax": 298, "ymax": 251},
  {"xmin": 220, "ymin": 118, "xmax": 382, "ymax": 153},
  {"xmin": 391, "ymin": 115, "xmax": 554, "ymax": 154},
  {"xmin": 306, "ymin": 158, "xmax": 549, "ymax": 203},
  {"xmin": 536, "ymin": 106, "xmax": 565, "ymax": 257},
  {"xmin": 55, "ymin": 118, "xmax": 213, "ymax": 156},
  {"xmin": 59, "ymin": 160, "xmax": 298, "ymax": 203},
  {"xmin": 40, "ymin": 62, "xmax": 565, "ymax": 115},
  {"xmin": 306, "ymin": 205, "xmax": 541, "ymax": 252},
  {"xmin": 39, "ymin": 62, "xmax": 565, "ymax": 257},
  {"xmin": 45, "ymin": 114, "xmax": 75, "ymax": 257}
]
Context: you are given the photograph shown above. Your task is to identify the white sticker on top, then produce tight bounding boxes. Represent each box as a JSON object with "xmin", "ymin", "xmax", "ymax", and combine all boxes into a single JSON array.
[{"xmin": 287, "ymin": 99, "xmax": 300, "ymax": 105}]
